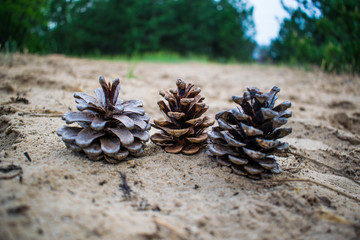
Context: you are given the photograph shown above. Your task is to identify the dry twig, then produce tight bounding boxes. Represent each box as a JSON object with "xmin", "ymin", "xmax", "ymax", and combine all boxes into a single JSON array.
[
  {"xmin": 265, "ymin": 178, "xmax": 360, "ymax": 203},
  {"xmin": 0, "ymin": 165, "xmax": 23, "ymax": 183},
  {"xmin": 153, "ymin": 218, "xmax": 185, "ymax": 240},
  {"xmin": 118, "ymin": 171, "xmax": 132, "ymax": 200},
  {"xmin": 24, "ymin": 152, "xmax": 32, "ymax": 162},
  {"xmin": 290, "ymin": 151, "xmax": 360, "ymax": 186}
]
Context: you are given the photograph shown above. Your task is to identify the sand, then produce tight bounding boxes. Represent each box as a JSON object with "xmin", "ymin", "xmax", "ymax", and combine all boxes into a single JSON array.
[{"xmin": 0, "ymin": 54, "xmax": 359, "ymax": 240}]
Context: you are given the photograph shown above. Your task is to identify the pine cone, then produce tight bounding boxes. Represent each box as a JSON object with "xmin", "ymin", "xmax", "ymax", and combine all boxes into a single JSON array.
[
  {"xmin": 207, "ymin": 86, "xmax": 292, "ymax": 179},
  {"xmin": 57, "ymin": 76, "xmax": 151, "ymax": 163},
  {"xmin": 150, "ymin": 79, "xmax": 214, "ymax": 154}
]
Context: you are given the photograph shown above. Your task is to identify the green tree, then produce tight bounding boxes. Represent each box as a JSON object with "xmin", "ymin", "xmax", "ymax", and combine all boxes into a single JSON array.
[
  {"xmin": 46, "ymin": 0, "xmax": 74, "ymax": 53},
  {"xmin": 0, "ymin": 0, "xmax": 48, "ymax": 52},
  {"xmin": 46, "ymin": 0, "xmax": 256, "ymax": 60},
  {"xmin": 270, "ymin": 0, "xmax": 360, "ymax": 73}
]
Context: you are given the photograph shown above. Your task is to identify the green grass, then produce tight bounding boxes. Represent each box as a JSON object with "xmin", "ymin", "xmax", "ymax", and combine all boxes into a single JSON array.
[
  {"xmin": 127, "ymin": 62, "xmax": 137, "ymax": 79},
  {"xmin": 83, "ymin": 52, "xmax": 211, "ymax": 79},
  {"xmin": 84, "ymin": 51, "xmax": 210, "ymax": 63}
]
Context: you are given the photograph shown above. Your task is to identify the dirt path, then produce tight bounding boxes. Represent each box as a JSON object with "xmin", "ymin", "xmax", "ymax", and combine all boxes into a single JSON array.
[{"xmin": 0, "ymin": 54, "xmax": 359, "ymax": 240}]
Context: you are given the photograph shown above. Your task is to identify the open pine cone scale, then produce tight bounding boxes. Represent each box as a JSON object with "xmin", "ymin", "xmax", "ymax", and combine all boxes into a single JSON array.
[
  {"xmin": 57, "ymin": 76, "xmax": 150, "ymax": 163},
  {"xmin": 151, "ymin": 79, "xmax": 214, "ymax": 154}
]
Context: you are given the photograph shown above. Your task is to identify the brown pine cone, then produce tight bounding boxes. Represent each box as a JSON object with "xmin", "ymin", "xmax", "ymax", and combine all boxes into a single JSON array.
[
  {"xmin": 207, "ymin": 86, "xmax": 292, "ymax": 179},
  {"xmin": 151, "ymin": 79, "xmax": 214, "ymax": 154}
]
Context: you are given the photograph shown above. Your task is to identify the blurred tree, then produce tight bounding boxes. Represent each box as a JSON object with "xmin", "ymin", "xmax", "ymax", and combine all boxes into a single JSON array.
[
  {"xmin": 47, "ymin": 0, "xmax": 74, "ymax": 52},
  {"xmin": 0, "ymin": 0, "xmax": 48, "ymax": 52},
  {"xmin": 212, "ymin": 0, "xmax": 256, "ymax": 61},
  {"xmin": 45, "ymin": 0, "xmax": 255, "ymax": 60},
  {"xmin": 270, "ymin": 0, "xmax": 360, "ymax": 73},
  {"xmin": 0, "ymin": 0, "xmax": 255, "ymax": 60}
]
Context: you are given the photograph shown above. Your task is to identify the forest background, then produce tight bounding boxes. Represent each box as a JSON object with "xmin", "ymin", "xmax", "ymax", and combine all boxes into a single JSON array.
[{"xmin": 1, "ymin": 0, "xmax": 359, "ymax": 73}]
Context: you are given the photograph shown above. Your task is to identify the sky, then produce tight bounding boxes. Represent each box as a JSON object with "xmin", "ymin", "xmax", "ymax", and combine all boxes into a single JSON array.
[{"xmin": 250, "ymin": 0, "xmax": 299, "ymax": 46}]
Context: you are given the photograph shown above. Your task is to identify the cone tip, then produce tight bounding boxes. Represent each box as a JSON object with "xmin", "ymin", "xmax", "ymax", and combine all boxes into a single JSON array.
[
  {"xmin": 271, "ymin": 86, "xmax": 280, "ymax": 93},
  {"xmin": 159, "ymin": 90, "xmax": 165, "ymax": 97},
  {"xmin": 113, "ymin": 78, "xmax": 120, "ymax": 84},
  {"xmin": 176, "ymin": 79, "xmax": 186, "ymax": 88},
  {"xmin": 247, "ymin": 87, "xmax": 259, "ymax": 93},
  {"xmin": 99, "ymin": 76, "xmax": 105, "ymax": 85}
]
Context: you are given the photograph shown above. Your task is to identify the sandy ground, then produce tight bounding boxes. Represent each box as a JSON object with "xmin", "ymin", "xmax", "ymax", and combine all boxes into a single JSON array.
[{"xmin": 0, "ymin": 54, "xmax": 359, "ymax": 240}]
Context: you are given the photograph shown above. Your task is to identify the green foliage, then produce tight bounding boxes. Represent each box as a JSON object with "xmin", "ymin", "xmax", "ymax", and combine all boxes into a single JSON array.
[
  {"xmin": 1, "ymin": 0, "xmax": 254, "ymax": 61},
  {"xmin": 270, "ymin": 0, "xmax": 360, "ymax": 73},
  {"xmin": 127, "ymin": 62, "xmax": 137, "ymax": 79},
  {"xmin": 85, "ymin": 51, "xmax": 210, "ymax": 63},
  {"xmin": 67, "ymin": 0, "xmax": 253, "ymax": 61},
  {"xmin": 0, "ymin": 0, "xmax": 48, "ymax": 52}
]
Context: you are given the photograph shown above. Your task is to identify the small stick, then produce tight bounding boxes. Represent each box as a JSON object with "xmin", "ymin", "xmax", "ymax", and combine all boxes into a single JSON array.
[
  {"xmin": 28, "ymin": 114, "xmax": 63, "ymax": 117},
  {"xmin": 0, "ymin": 165, "xmax": 23, "ymax": 183},
  {"xmin": 316, "ymin": 209, "xmax": 354, "ymax": 225},
  {"xmin": 290, "ymin": 151, "xmax": 360, "ymax": 186},
  {"xmin": 118, "ymin": 171, "xmax": 132, "ymax": 199},
  {"xmin": 17, "ymin": 110, "xmax": 63, "ymax": 117},
  {"xmin": 24, "ymin": 152, "xmax": 32, "ymax": 162},
  {"xmin": 265, "ymin": 178, "xmax": 360, "ymax": 203},
  {"xmin": 0, "ymin": 165, "xmax": 22, "ymax": 173},
  {"xmin": 153, "ymin": 218, "xmax": 185, "ymax": 240}
]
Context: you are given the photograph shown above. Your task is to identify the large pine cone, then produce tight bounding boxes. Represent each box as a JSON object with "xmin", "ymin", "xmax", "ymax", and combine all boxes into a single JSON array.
[
  {"xmin": 207, "ymin": 86, "xmax": 292, "ymax": 179},
  {"xmin": 150, "ymin": 79, "xmax": 214, "ymax": 154},
  {"xmin": 57, "ymin": 76, "xmax": 151, "ymax": 163}
]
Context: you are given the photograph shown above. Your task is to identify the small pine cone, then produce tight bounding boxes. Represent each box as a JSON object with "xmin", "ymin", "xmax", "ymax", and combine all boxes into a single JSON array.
[
  {"xmin": 207, "ymin": 86, "xmax": 292, "ymax": 179},
  {"xmin": 150, "ymin": 79, "xmax": 214, "ymax": 154},
  {"xmin": 57, "ymin": 76, "xmax": 151, "ymax": 163}
]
